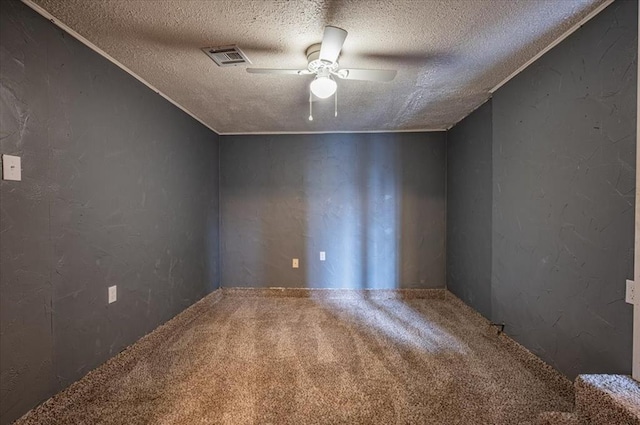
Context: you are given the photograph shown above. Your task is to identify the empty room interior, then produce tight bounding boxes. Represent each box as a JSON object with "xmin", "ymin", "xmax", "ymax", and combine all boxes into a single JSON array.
[{"xmin": 1, "ymin": 0, "xmax": 639, "ymax": 424}]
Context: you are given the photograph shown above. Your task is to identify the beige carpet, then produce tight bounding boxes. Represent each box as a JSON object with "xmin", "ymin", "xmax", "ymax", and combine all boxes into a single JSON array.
[{"xmin": 16, "ymin": 291, "xmax": 574, "ymax": 424}]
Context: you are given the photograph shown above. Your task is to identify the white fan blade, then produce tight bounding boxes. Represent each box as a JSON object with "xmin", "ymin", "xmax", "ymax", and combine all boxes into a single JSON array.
[
  {"xmin": 246, "ymin": 68, "xmax": 311, "ymax": 75},
  {"xmin": 336, "ymin": 68, "xmax": 397, "ymax": 82},
  {"xmin": 319, "ymin": 26, "xmax": 348, "ymax": 63}
]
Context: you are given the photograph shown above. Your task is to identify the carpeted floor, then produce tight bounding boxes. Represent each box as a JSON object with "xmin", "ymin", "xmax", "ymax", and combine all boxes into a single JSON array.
[{"xmin": 16, "ymin": 291, "xmax": 574, "ymax": 424}]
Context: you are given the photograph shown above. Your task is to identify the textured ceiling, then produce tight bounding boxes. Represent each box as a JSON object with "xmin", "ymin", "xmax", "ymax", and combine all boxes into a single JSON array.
[{"xmin": 31, "ymin": 0, "xmax": 607, "ymax": 134}]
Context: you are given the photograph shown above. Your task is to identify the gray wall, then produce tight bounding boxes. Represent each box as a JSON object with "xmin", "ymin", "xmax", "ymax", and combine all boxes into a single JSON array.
[
  {"xmin": 447, "ymin": 0, "xmax": 636, "ymax": 379},
  {"xmin": 220, "ymin": 133, "xmax": 446, "ymax": 289},
  {"xmin": 0, "ymin": 1, "xmax": 220, "ymax": 423},
  {"xmin": 492, "ymin": 0, "xmax": 636, "ymax": 379},
  {"xmin": 446, "ymin": 100, "xmax": 493, "ymax": 318}
]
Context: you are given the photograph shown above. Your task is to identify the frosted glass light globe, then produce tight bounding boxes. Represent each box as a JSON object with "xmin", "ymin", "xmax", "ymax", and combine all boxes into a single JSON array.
[{"xmin": 310, "ymin": 76, "xmax": 337, "ymax": 99}]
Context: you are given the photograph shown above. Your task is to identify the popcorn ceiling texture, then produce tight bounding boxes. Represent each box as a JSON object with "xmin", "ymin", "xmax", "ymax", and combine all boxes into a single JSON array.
[{"xmin": 32, "ymin": 0, "xmax": 607, "ymax": 133}]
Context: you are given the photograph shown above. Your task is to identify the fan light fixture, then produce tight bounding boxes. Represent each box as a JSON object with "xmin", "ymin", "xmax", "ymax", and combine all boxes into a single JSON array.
[
  {"xmin": 310, "ymin": 76, "xmax": 337, "ymax": 99},
  {"xmin": 246, "ymin": 26, "xmax": 398, "ymax": 120}
]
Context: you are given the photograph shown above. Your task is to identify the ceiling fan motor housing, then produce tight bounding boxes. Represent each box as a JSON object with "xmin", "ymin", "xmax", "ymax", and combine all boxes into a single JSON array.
[
  {"xmin": 306, "ymin": 43, "xmax": 339, "ymax": 73},
  {"xmin": 245, "ymin": 25, "xmax": 396, "ymax": 102}
]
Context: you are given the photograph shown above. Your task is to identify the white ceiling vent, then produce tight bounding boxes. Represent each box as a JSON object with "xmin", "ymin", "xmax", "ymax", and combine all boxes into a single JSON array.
[{"xmin": 202, "ymin": 45, "xmax": 251, "ymax": 67}]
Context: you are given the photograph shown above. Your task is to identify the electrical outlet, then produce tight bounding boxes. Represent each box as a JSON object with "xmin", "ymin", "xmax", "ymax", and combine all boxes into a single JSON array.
[
  {"xmin": 626, "ymin": 280, "xmax": 636, "ymax": 305},
  {"xmin": 320, "ymin": 251, "xmax": 326, "ymax": 261},
  {"xmin": 292, "ymin": 258, "xmax": 299, "ymax": 268},
  {"xmin": 108, "ymin": 285, "xmax": 117, "ymax": 304},
  {"xmin": 2, "ymin": 155, "xmax": 21, "ymax": 181}
]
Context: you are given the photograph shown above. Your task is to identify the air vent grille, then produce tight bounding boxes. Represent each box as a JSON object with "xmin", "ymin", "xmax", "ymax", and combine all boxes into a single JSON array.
[{"xmin": 202, "ymin": 45, "xmax": 251, "ymax": 67}]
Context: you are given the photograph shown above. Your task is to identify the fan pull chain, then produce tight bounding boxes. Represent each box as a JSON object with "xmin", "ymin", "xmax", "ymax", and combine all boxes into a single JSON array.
[
  {"xmin": 334, "ymin": 89, "xmax": 338, "ymax": 117},
  {"xmin": 308, "ymin": 90, "xmax": 313, "ymax": 121}
]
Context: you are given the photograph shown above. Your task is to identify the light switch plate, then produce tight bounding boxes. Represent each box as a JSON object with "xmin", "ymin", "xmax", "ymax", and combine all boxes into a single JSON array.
[
  {"xmin": 626, "ymin": 280, "xmax": 636, "ymax": 305},
  {"xmin": 292, "ymin": 258, "xmax": 299, "ymax": 268},
  {"xmin": 320, "ymin": 251, "xmax": 326, "ymax": 261},
  {"xmin": 108, "ymin": 285, "xmax": 117, "ymax": 304},
  {"xmin": 2, "ymin": 155, "xmax": 21, "ymax": 181}
]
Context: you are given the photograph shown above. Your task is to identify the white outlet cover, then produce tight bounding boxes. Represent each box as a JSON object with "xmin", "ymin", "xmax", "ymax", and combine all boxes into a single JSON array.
[
  {"xmin": 320, "ymin": 251, "xmax": 326, "ymax": 261},
  {"xmin": 108, "ymin": 285, "xmax": 117, "ymax": 304},
  {"xmin": 2, "ymin": 155, "xmax": 21, "ymax": 181},
  {"xmin": 626, "ymin": 280, "xmax": 636, "ymax": 305},
  {"xmin": 292, "ymin": 258, "xmax": 299, "ymax": 268}
]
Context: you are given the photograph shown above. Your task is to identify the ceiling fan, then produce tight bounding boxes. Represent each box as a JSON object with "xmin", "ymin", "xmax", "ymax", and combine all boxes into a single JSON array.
[{"xmin": 246, "ymin": 26, "xmax": 397, "ymax": 119}]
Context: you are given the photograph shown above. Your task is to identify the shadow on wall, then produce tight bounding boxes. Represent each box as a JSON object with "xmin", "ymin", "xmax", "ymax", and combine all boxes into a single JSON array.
[{"xmin": 205, "ymin": 198, "xmax": 220, "ymax": 293}]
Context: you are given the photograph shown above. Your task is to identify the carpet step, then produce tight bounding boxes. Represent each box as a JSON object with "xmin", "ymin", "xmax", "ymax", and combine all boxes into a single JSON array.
[
  {"xmin": 574, "ymin": 374, "xmax": 640, "ymax": 425},
  {"xmin": 535, "ymin": 374, "xmax": 640, "ymax": 425}
]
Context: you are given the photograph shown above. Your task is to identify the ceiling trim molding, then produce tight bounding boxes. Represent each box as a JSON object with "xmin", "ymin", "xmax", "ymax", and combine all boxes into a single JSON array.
[
  {"xmin": 489, "ymin": 0, "xmax": 614, "ymax": 94},
  {"xmin": 219, "ymin": 129, "xmax": 448, "ymax": 136},
  {"xmin": 446, "ymin": 97, "xmax": 493, "ymax": 130},
  {"xmin": 21, "ymin": 0, "xmax": 221, "ymax": 135}
]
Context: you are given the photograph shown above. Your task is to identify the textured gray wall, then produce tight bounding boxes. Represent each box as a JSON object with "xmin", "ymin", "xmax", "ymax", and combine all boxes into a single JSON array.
[
  {"xmin": 0, "ymin": 1, "xmax": 220, "ymax": 424},
  {"xmin": 446, "ymin": 100, "xmax": 493, "ymax": 318},
  {"xmin": 220, "ymin": 133, "xmax": 446, "ymax": 289},
  {"xmin": 491, "ymin": 0, "xmax": 636, "ymax": 379}
]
